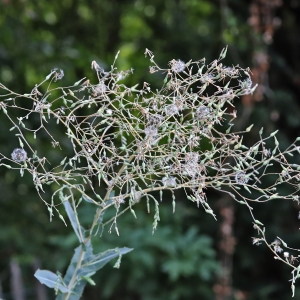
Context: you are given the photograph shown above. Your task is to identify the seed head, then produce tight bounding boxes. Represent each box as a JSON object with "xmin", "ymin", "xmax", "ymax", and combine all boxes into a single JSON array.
[
  {"xmin": 169, "ymin": 59, "xmax": 185, "ymax": 73},
  {"xmin": 239, "ymin": 78, "xmax": 252, "ymax": 94},
  {"xmin": 196, "ymin": 106, "xmax": 211, "ymax": 120},
  {"xmin": 51, "ymin": 68, "xmax": 64, "ymax": 81},
  {"xmin": 166, "ymin": 104, "xmax": 179, "ymax": 116},
  {"xmin": 11, "ymin": 148, "xmax": 27, "ymax": 162},
  {"xmin": 94, "ymin": 82, "xmax": 107, "ymax": 95},
  {"xmin": 162, "ymin": 176, "xmax": 177, "ymax": 187},
  {"xmin": 235, "ymin": 171, "xmax": 248, "ymax": 185},
  {"xmin": 144, "ymin": 126, "xmax": 158, "ymax": 138},
  {"xmin": 185, "ymin": 152, "xmax": 199, "ymax": 164}
]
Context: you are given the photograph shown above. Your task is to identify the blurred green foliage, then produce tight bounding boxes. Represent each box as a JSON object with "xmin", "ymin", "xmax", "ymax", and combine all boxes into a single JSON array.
[{"xmin": 1, "ymin": 0, "xmax": 300, "ymax": 299}]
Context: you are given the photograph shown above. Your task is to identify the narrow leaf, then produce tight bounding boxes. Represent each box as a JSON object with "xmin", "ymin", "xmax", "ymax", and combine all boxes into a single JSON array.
[
  {"xmin": 63, "ymin": 201, "xmax": 84, "ymax": 243},
  {"xmin": 77, "ymin": 247, "xmax": 133, "ymax": 277},
  {"xmin": 34, "ymin": 269, "xmax": 70, "ymax": 293}
]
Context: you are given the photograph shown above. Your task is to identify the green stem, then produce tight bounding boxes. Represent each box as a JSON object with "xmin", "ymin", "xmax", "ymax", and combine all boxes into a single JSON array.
[{"xmin": 62, "ymin": 154, "xmax": 135, "ymax": 298}]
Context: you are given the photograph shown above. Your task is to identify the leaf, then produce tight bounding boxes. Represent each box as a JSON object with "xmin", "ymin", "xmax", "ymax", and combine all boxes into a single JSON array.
[
  {"xmin": 82, "ymin": 194, "xmax": 95, "ymax": 204},
  {"xmin": 90, "ymin": 207, "xmax": 106, "ymax": 236},
  {"xmin": 77, "ymin": 247, "xmax": 133, "ymax": 278},
  {"xmin": 269, "ymin": 130, "xmax": 279, "ymax": 137},
  {"xmin": 219, "ymin": 46, "xmax": 228, "ymax": 60},
  {"xmin": 163, "ymin": 75, "xmax": 168, "ymax": 84},
  {"xmin": 56, "ymin": 245, "xmax": 132, "ymax": 300},
  {"xmin": 73, "ymin": 77, "xmax": 86, "ymax": 86},
  {"xmin": 254, "ymin": 219, "xmax": 264, "ymax": 226},
  {"xmin": 63, "ymin": 201, "xmax": 84, "ymax": 243},
  {"xmin": 34, "ymin": 269, "xmax": 70, "ymax": 293},
  {"xmin": 55, "ymin": 244, "xmax": 92, "ymax": 300},
  {"xmin": 45, "ymin": 72, "xmax": 53, "ymax": 80},
  {"xmin": 245, "ymin": 124, "xmax": 254, "ymax": 132},
  {"xmin": 276, "ymin": 236, "xmax": 288, "ymax": 247},
  {"xmin": 63, "ymin": 245, "xmax": 90, "ymax": 285}
]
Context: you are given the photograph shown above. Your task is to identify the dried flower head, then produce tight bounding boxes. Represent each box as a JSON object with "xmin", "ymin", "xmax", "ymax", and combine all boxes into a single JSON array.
[
  {"xmin": 252, "ymin": 237, "xmax": 262, "ymax": 246},
  {"xmin": 162, "ymin": 176, "xmax": 177, "ymax": 187},
  {"xmin": 235, "ymin": 171, "xmax": 248, "ymax": 185},
  {"xmin": 196, "ymin": 106, "xmax": 211, "ymax": 120},
  {"xmin": 200, "ymin": 73, "xmax": 214, "ymax": 84},
  {"xmin": 166, "ymin": 104, "xmax": 179, "ymax": 116},
  {"xmin": 144, "ymin": 125, "xmax": 158, "ymax": 138},
  {"xmin": 169, "ymin": 59, "xmax": 185, "ymax": 73},
  {"xmin": 148, "ymin": 114, "xmax": 163, "ymax": 126},
  {"xmin": 94, "ymin": 82, "xmax": 107, "ymax": 95},
  {"xmin": 239, "ymin": 77, "xmax": 252, "ymax": 94},
  {"xmin": 11, "ymin": 148, "xmax": 27, "ymax": 162},
  {"xmin": 185, "ymin": 152, "xmax": 199, "ymax": 164},
  {"xmin": 272, "ymin": 239, "xmax": 283, "ymax": 253},
  {"xmin": 51, "ymin": 68, "xmax": 64, "ymax": 81},
  {"xmin": 274, "ymin": 245, "xmax": 283, "ymax": 253}
]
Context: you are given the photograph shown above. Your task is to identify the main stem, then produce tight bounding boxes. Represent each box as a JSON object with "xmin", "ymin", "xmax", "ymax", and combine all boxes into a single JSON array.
[{"xmin": 62, "ymin": 154, "xmax": 135, "ymax": 299}]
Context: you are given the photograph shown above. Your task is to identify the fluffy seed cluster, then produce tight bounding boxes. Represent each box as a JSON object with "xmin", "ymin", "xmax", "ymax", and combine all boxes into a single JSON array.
[
  {"xmin": 162, "ymin": 176, "xmax": 177, "ymax": 187},
  {"xmin": 196, "ymin": 106, "xmax": 211, "ymax": 120},
  {"xmin": 94, "ymin": 82, "xmax": 107, "ymax": 95},
  {"xmin": 51, "ymin": 68, "xmax": 64, "ymax": 81},
  {"xmin": 169, "ymin": 59, "xmax": 185, "ymax": 73},
  {"xmin": 11, "ymin": 148, "xmax": 27, "ymax": 162},
  {"xmin": 235, "ymin": 171, "xmax": 248, "ymax": 185}
]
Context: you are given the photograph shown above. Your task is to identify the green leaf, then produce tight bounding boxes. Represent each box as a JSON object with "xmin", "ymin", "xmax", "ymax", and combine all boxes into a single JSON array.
[
  {"xmin": 245, "ymin": 124, "xmax": 254, "ymax": 132},
  {"xmin": 276, "ymin": 236, "xmax": 287, "ymax": 247},
  {"xmin": 77, "ymin": 247, "xmax": 133, "ymax": 278},
  {"xmin": 73, "ymin": 77, "xmax": 86, "ymax": 86},
  {"xmin": 219, "ymin": 46, "xmax": 228, "ymax": 60},
  {"xmin": 34, "ymin": 269, "xmax": 70, "ymax": 293},
  {"xmin": 60, "ymin": 156, "xmax": 67, "ymax": 165},
  {"xmin": 163, "ymin": 75, "xmax": 168, "ymax": 84},
  {"xmin": 63, "ymin": 201, "xmax": 84, "ymax": 243},
  {"xmin": 82, "ymin": 194, "xmax": 95, "ymax": 204},
  {"xmin": 55, "ymin": 244, "xmax": 93, "ymax": 300},
  {"xmin": 90, "ymin": 207, "xmax": 106, "ymax": 236},
  {"xmin": 270, "ymin": 130, "xmax": 279, "ymax": 137},
  {"xmin": 254, "ymin": 219, "xmax": 264, "ymax": 226},
  {"xmin": 45, "ymin": 72, "xmax": 53, "ymax": 80}
]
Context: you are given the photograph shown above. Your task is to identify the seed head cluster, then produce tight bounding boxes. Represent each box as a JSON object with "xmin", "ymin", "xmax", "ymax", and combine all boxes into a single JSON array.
[{"xmin": 2, "ymin": 48, "xmax": 300, "ymax": 290}]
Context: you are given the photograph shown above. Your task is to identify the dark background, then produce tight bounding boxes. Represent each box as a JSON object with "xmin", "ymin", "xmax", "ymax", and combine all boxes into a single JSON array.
[{"xmin": 1, "ymin": 0, "xmax": 300, "ymax": 299}]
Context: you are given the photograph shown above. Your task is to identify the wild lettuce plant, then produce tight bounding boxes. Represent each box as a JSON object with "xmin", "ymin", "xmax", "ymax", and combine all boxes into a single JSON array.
[{"xmin": 1, "ymin": 47, "xmax": 300, "ymax": 298}]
